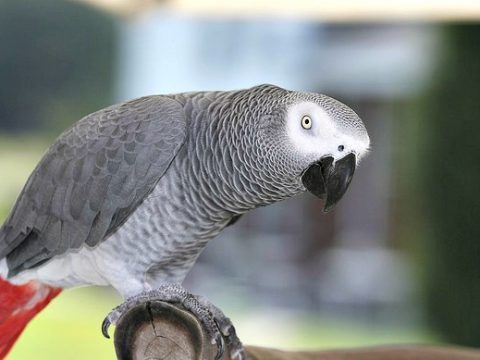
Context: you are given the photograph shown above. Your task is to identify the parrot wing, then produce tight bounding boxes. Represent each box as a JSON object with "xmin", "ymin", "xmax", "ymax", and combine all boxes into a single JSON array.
[
  {"xmin": 226, "ymin": 214, "xmax": 243, "ymax": 227},
  {"xmin": 0, "ymin": 96, "xmax": 187, "ymax": 276}
]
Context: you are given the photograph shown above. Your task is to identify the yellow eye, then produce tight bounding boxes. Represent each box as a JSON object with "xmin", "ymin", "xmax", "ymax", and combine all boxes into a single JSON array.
[{"xmin": 301, "ymin": 115, "xmax": 312, "ymax": 129}]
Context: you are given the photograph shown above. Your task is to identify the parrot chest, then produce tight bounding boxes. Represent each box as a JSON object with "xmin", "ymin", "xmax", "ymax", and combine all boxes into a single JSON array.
[{"xmin": 94, "ymin": 173, "xmax": 230, "ymax": 289}]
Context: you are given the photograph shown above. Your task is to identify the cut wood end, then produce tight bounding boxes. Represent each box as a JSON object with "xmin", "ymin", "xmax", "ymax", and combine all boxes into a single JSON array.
[
  {"xmin": 113, "ymin": 300, "xmax": 220, "ymax": 360},
  {"xmin": 112, "ymin": 300, "xmax": 480, "ymax": 360}
]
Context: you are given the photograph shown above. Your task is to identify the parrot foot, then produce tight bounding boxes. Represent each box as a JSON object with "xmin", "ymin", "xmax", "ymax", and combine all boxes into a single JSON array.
[{"xmin": 102, "ymin": 283, "xmax": 245, "ymax": 360}]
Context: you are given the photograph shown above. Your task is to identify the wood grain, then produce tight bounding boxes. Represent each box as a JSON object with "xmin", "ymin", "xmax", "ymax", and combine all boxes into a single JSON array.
[{"xmin": 113, "ymin": 300, "xmax": 480, "ymax": 360}]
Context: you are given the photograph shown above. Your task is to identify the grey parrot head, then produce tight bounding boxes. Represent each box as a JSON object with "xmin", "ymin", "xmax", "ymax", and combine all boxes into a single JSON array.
[{"xmin": 249, "ymin": 85, "xmax": 370, "ymax": 212}]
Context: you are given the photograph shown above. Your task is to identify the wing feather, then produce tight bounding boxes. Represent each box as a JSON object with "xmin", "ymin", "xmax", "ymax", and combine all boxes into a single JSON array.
[{"xmin": 0, "ymin": 96, "xmax": 186, "ymax": 276}]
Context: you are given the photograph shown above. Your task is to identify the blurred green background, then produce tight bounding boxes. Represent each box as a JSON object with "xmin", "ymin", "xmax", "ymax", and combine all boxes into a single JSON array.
[{"xmin": 1, "ymin": 0, "xmax": 480, "ymax": 359}]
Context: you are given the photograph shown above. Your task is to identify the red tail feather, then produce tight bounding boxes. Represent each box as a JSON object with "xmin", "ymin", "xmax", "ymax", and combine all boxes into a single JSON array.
[{"xmin": 0, "ymin": 277, "xmax": 61, "ymax": 359}]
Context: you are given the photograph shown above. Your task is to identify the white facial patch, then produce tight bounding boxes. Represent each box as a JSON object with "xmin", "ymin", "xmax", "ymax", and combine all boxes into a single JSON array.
[{"xmin": 286, "ymin": 101, "xmax": 370, "ymax": 163}]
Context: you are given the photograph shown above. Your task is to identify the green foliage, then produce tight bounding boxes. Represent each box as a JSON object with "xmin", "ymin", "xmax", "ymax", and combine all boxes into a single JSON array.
[
  {"xmin": 420, "ymin": 25, "xmax": 480, "ymax": 346},
  {"xmin": 0, "ymin": 0, "xmax": 115, "ymax": 132},
  {"xmin": 0, "ymin": 135, "xmax": 50, "ymax": 222}
]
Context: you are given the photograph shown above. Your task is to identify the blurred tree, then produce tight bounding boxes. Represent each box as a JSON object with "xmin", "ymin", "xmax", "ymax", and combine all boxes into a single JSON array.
[
  {"xmin": 421, "ymin": 25, "xmax": 480, "ymax": 346},
  {"xmin": 0, "ymin": 0, "xmax": 114, "ymax": 132}
]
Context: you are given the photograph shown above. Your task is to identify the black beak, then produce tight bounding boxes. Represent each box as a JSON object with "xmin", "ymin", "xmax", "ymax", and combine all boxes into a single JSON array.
[{"xmin": 301, "ymin": 153, "xmax": 356, "ymax": 213}]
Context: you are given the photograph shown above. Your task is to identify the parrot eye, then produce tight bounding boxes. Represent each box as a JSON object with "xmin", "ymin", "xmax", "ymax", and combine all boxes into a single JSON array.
[
  {"xmin": 338, "ymin": 145, "xmax": 345, "ymax": 152},
  {"xmin": 301, "ymin": 115, "xmax": 312, "ymax": 129}
]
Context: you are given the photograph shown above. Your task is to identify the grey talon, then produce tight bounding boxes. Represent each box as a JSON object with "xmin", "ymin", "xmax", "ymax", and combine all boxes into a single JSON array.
[
  {"xmin": 101, "ymin": 316, "xmax": 111, "ymax": 339},
  {"xmin": 215, "ymin": 335, "xmax": 226, "ymax": 360}
]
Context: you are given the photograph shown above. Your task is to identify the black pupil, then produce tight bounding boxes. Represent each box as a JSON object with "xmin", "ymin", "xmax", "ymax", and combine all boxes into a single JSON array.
[
  {"xmin": 304, "ymin": 118, "xmax": 309, "ymax": 124},
  {"xmin": 338, "ymin": 145, "xmax": 345, "ymax": 152}
]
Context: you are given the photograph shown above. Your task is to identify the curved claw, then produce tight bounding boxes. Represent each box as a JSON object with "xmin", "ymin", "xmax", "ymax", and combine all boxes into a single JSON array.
[
  {"xmin": 101, "ymin": 316, "xmax": 111, "ymax": 339},
  {"xmin": 213, "ymin": 320, "xmax": 244, "ymax": 360},
  {"xmin": 233, "ymin": 348, "xmax": 247, "ymax": 360},
  {"xmin": 214, "ymin": 334, "xmax": 225, "ymax": 360}
]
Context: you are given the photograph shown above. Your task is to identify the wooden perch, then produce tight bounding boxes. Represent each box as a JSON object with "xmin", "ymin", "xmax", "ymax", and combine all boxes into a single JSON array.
[{"xmin": 113, "ymin": 300, "xmax": 480, "ymax": 360}]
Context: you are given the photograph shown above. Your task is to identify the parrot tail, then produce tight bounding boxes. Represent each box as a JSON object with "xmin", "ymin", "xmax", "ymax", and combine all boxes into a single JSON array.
[{"xmin": 0, "ymin": 277, "xmax": 61, "ymax": 359}]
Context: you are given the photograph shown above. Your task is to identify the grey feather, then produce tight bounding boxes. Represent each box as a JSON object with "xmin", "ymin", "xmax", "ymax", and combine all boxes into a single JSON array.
[
  {"xmin": 226, "ymin": 214, "xmax": 243, "ymax": 227},
  {"xmin": 1, "ymin": 95, "xmax": 187, "ymax": 276}
]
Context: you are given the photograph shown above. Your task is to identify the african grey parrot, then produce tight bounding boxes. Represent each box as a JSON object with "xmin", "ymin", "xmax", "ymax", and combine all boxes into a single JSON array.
[{"xmin": 0, "ymin": 84, "xmax": 370, "ymax": 359}]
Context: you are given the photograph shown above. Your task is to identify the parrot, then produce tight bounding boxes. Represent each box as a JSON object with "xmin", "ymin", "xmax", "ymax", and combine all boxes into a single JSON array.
[{"xmin": 0, "ymin": 84, "xmax": 370, "ymax": 359}]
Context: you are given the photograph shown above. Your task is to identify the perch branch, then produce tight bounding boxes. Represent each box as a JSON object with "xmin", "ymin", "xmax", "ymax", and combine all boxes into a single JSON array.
[{"xmin": 112, "ymin": 300, "xmax": 480, "ymax": 360}]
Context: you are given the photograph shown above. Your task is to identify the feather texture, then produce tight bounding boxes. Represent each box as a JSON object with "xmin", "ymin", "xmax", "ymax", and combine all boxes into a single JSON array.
[{"xmin": 0, "ymin": 96, "xmax": 186, "ymax": 276}]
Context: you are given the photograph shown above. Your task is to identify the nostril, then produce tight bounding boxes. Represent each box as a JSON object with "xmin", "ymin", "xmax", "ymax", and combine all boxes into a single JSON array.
[{"xmin": 338, "ymin": 145, "xmax": 345, "ymax": 152}]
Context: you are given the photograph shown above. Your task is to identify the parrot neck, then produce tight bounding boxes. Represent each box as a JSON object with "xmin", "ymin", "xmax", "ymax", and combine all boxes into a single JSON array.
[{"xmin": 182, "ymin": 89, "xmax": 304, "ymax": 219}]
